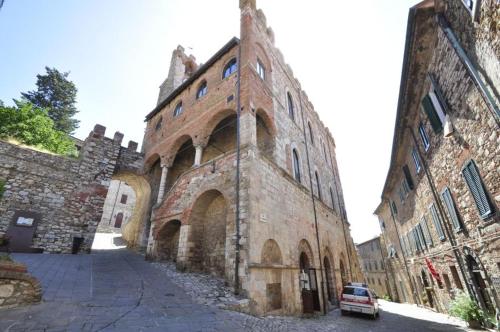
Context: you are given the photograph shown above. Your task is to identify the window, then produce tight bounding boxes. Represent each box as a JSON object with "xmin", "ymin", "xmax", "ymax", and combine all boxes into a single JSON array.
[
  {"xmin": 173, "ymin": 101, "xmax": 183, "ymax": 117},
  {"xmin": 407, "ymin": 232, "xmax": 414, "ymax": 254},
  {"xmin": 378, "ymin": 279, "xmax": 382, "ymax": 286},
  {"xmin": 462, "ymin": 160, "xmax": 493, "ymax": 219},
  {"xmin": 378, "ymin": 217, "xmax": 385, "ymax": 231},
  {"xmin": 308, "ymin": 122, "xmax": 314, "ymax": 145},
  {"xmin": 412, "ymin": 148, "xmax": 421, "ymax": 173},
  {"xmin": 292, "ymin": 149, "xmax": 301, "ymax": 183},
  {"xmin": 256, "ymin": 59, "xmax": 265, "ymax": 80},
  {"xmin": 403, "ymin": 165, "xmax": 414, "ymax": 190},
  {"xmin": 462, "ymin": 0, "xmax": 474, "ymax": 11},
  {"xmin": 155, "ymin": 116, "xmax": 162, "ymax": 131},
  {"xmin": 287, "ymin": 92, "xmax": 295, "ymax": 120},
  {"xmin": 449, "ymin": 265, "xmax": 464, "ymax": 290},
  {"xmin": 415, "ymin": 224, "xmax": 427, "ymax": 251},
  {"xmin": 443, "ymin": 274, "xmax": 452, "ymax": 292},
  {"xmin": 329, "ymin": 187, "xmax": 336, "ymax": 211},
  {"xmin": 196, "ymin": 81, "xmax": 207, "ymax": 99},
  {"xmin": 222, "ymin": 58, "xmax": 237, "ymax": 79},
  {"xmin": 418, "ymin": 123, "xmax": 430, "ymax": 151},
  {"xmin": 398, "ymin": 188, "xmax": 405, "ymax": 203},
  {"xmin": 421, "ymin": 91, "xmax": 445, "ymax": 133},
  {"xmin": 441, "ymin": 187, "xmax": 462, "ymax": 232},
  {"xmin": 315, "ymin": 171, "xmax": 322, "ymax": 200},
  {"xmin": 420, "ymin": 216, "xmax": 433, "ymax": 247},
  {"xmin": 374, "ymin": 261, "xmax": 378, "ymax": 270},
  {"xmin": 429, "ymin": 203, "xmax": 446, "ymax": 241},
  {"xmin": 322, "ymin": 141, "xmax": 328, "ymax": 162},
  {"xmin": 390, "ymin": 200, "xmax": 398, "ymax": 216},
  {"xmin": 120, "ymin": 194, "xmax": 128, "ymax": 204}
]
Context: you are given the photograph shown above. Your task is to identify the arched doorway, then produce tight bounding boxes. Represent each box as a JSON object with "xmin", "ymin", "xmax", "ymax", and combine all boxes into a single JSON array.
[
  {"xmin": 188, "ymin": 189, "xmax": 228, "ymax": 277},
  {"xmin": 298, "ymin": 239, "xmax": 320, "ymax": 313},
  {"xmin": 421, "ymin": 269, "xmax": 435, "ymax": 308},
  {"xmin": 465, "ymin": 252, "xmax": 495, "ymax": 314},
  {"xmin": 261, "ymin": 239, "xmax": 283, "ymax": 312},
  {"xmin": 324, "ymin": 255, "xmax": 337, "ymax": 305},
  {"xmin": 339, "ymin": 256, "xmax": 348, "ymax": 287},
  {"xmin": 114, "ymin": 213, "xmax": 123, "ymax": 228},
  {"xmin": 156, "ymin": 220, "xmax": 181, "ymax": 261}
]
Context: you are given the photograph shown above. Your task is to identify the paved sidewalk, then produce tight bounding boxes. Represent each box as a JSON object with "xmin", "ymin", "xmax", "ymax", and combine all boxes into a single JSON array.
[{"xmin": 0, "ymin": 249, "xmax": 471, "ymax": 332}]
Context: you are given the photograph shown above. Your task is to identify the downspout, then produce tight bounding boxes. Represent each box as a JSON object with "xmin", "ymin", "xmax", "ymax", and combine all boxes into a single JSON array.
[
  {"xmin": 234, "ymin": 42, "xmax": 242, "ymax": 295},
  {"xmin": 108, "ymin": 180, "xmax": 122, "ymax": 226},
  {"xmin": 405, "ymin": 126, "xmax": 474, "ymax": 299},
  {"xmin": 325, "ymin": 139, "xmax": 354, "ymax": 280},
  {"xmin": 298, "ymin": 91, "xmax": 326, "ymax": 315},
  {"xmin": 386, "ymin": 200, "xmax": 419, "ymax": 304}
]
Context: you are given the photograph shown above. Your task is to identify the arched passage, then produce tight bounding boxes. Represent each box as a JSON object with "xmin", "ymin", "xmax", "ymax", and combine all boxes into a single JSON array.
[
  {"xmin": 323, "ymin": 247, "xmax": 337, "ymax": 305},
  {"xmin": 166, "ymin": 137, "xmax": 195, "ymax": 191},
  {"xmin": 156, "ymin": 220, "xmax": 181, "ymax": 261},
  {"xmin": 339, "ymin": 253, "xmax": 348, "ymax": 287},
  {"xmin": 298, "ymin": 239, "xmax": 320, "ymax": 312},
  {"xmin": 261, "ymin": 239, "xmax": 283, "ymax": 312},
  {"xmin": 202, "ymin": 113, "xmax": 237, "ymax": 163},
  {"xmin": 187, "ymin": 189, "xmax": 229, "ymax": 277},
  {"xmin": 93, "ymin": 172, "xmax": 151, "ymax": 250}
]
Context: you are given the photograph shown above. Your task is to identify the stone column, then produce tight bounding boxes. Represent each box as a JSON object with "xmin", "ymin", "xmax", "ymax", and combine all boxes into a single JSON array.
[
  {"xmin": 157, "ymin": 165, "xmax": 169, "ymax": 204},
  {"xmin": 194, "ymin": 145, "xmax": 204, "ymax": 167}
]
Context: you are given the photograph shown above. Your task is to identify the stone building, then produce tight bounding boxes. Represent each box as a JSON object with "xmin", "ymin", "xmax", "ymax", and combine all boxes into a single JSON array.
[
  {"xmin": 374, "ymin": 0, "xmax": 499, "ymax": 317},
  {"xmin": 143, "ymin": 0, "xmax": 361, "ymax": 315},
  {"xmin": 96, "ymin": 179, "xmax": 137, "ymax": 233},
  {"xmin": 356, "ymin": 237, "xmax": 392, "ymax": 298}
]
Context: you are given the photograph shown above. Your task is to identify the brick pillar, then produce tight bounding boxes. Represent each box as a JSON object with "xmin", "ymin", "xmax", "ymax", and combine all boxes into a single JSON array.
[{"xmin": 157, "ymin": 165, "xmax": 169, "ymax": 204}]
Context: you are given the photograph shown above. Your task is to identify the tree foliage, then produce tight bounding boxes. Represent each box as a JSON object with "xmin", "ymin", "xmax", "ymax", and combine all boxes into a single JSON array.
[
  {"xmin": 0, "ymin": 100, "xmax": 77, "ymax": 155},
  {"xmin": 21, "ymin": 67, "xmax": 80, "ymax": 134}
]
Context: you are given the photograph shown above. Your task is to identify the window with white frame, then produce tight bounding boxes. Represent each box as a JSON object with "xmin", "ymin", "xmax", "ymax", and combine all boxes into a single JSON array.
[
  {"xmin": 256, "ymin": 59, "xmax": 265, "ymax": 80},
  {"xmin": 418, "ymin": 122, "xmax": 430, "ymax": 151},
  {"xmin": 412, "ymin": 148, "xmax": 421, "ymax": 173}
]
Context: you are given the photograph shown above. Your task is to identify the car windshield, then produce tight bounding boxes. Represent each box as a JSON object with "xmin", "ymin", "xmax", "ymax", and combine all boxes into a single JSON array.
[{"xmin": 343, "ymin": 287, "xmax": 369, "ymax": 297}]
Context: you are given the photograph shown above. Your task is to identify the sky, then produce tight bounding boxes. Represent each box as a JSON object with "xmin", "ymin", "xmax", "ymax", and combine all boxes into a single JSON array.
[{"xmin": 0, "ymin": 0, "xmax": 419, "ymax": 244}]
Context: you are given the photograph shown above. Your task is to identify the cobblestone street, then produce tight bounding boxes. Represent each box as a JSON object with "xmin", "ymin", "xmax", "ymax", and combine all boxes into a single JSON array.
[{"xmin": 0, "ymin": 248, "xmax": 471, "ymax": 332}]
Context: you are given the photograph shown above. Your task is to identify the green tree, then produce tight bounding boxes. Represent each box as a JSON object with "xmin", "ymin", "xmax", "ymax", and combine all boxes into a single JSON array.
[
  {"xmin": 21, "ymin": 67, "xmax": 80, "ymax": 134},
  {"xmin": 0, "ymin": 100, "xmax": 77, "ymax": 155}
]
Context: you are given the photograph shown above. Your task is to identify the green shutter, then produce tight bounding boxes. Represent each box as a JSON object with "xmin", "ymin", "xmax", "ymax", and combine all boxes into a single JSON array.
[
  {"xmin": 429, "ymin": 203, "xmax": 446, "ymax": 240},
  {"xmin": 442, "ymin": 187, "xmax": 462, "ymax": 231},
  {"xmin": 462, "ymin": 161, "xmax": 493, "ymax": 219},
  {"xmin": 420, "ymin": 217, "xmax": 433, "ymax": 246},
  {"xmin": 421, "ymin": 94, "xmax": 442, "ymax": 133},
  {"xmin": 416, "ymin": 225, "xmax": 427, "ymax": 251},
  {"xmin": 403, "ymin": 165, "xmax": 414, "ymax": 190}
]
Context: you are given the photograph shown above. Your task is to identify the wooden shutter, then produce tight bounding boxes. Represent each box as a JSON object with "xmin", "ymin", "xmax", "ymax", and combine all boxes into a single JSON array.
[
  {"xmin": 429, "ymin": 203, "xmax": 446, "ymax": 240},
  {"xmin": 462, "ymin": 161, "xmax": 493, "ymax": 219},
  {"xmin": 441, "ymin": 187, "xmax": 462, "ymax": 231},
  {"xmin": 403, "ymin": 165, "xmax": 414, "ymax": 190},
  {"xmin": 416, "ymin": 225, "xmax": 427, "ymax": 251},
  {"xmin": 421, "ymin": 94, "xmax": 442, "ymax": 133},
  {"xmin": 420, "ymin": 217, "xmax": 433, "ymax": 246}
]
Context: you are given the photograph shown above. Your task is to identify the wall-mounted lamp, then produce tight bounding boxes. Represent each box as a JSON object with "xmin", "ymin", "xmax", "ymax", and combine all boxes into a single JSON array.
[{"xmin": 444, "ymin": 114, "xmax": 454, "ymax": 138}]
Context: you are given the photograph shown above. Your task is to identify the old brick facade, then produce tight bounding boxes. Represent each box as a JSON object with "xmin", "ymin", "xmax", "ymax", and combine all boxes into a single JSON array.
[
  {"xmin": 143, "ymin": 0, "xmax": 362, "ymax": 316},
  {"xmin": 375, "ymin": 0, "xmax": 499, "ymax": 317},
  {"xmin": 356, "ymin": 237, "xmax": 392, "ymax": 298}
]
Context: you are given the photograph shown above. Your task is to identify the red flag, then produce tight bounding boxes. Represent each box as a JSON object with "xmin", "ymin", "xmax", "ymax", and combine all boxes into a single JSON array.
[{"xmin": 425, "ymin": 257, "xmax": 442, "ymax": 284}]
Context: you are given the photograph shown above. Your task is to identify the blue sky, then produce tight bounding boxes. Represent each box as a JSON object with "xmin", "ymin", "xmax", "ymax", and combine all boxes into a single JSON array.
[{"xmin": 0, "ymin": 0, "xmax": 418, "ymax": 243}]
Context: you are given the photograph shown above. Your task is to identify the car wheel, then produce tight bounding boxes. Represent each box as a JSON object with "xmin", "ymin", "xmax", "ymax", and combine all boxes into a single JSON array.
[{"xmin": 341, "ymin": 310, "xmax": 348, "ymax": 316}]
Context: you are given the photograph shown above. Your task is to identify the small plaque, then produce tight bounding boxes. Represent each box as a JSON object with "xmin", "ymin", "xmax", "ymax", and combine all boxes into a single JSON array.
[{"xmin": 16, "ymin": 217, "xmax": 34, "ymax": 226}]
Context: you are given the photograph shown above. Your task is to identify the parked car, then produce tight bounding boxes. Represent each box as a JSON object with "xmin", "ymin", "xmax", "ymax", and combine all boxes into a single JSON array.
[{"xmin": 340, "ymin": 282, "xmax": 379, "ymax": 319}]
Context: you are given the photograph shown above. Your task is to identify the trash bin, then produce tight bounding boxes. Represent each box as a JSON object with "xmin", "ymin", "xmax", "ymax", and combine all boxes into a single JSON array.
[{"xmin": 72, "ymin": 236, "xmax": 84, "ymax": 254}]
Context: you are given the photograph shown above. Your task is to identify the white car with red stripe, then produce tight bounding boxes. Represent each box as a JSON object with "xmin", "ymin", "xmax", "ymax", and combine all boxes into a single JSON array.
[{"xmin": 340, "ymin": 283, "xmax": 379, "ymax": 319}]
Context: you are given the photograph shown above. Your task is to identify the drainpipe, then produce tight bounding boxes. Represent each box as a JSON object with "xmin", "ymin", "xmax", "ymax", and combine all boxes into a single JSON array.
[
  {"xmin": 405, "ymin": 126, "xmax": 473, "ymax": 299},
  {"xmin": 386, "ymin": 204, "xmax": 418, "ymax": 304},
  {"xmin": 234, "ymin": 42, "xmax": 242, "ymax": 295},
  {"xmin": 108, "ymin": 180, "xmax": 122, "ymax": 227},
  {"xmin": 298, "ymin": 90, "xmax": 326, "ymax": 315}
]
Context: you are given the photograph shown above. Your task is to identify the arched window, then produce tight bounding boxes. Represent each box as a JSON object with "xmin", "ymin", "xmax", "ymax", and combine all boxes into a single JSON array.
[
  {"xmin": 222, "ymin": 58, "xmax": 237, "ymax": 79},
  {"xmin": 256, "ymin": 59, "xmax": 265, "ymax": 80},
  {"xmin": 173, "ymin": 101, "xmax": 183, "ymax": 117},
  {"xmin": 292, "ymin": 149, "xmax": 301, "ymax": 183},
  {"xmin": 322, "ymin": 141, "xmax": 328, "ymax": 162},
  {"xmin": 196, "ymin": 81, "xmax": 207, "ymax": 99},
  {"xmin": 330, "ymin": 187, "xmax": 336, "ymax": 211},
  {"xmin": 155, "ymin": 116, "xmax": 162, "ymax": 131},
  {"xmin": 315, "ymin": 171, "xmax": 322, "ymax": 200},
  {"xmin": 308, "ymin": 122, "xmax": 314, "ymax": 145},
  {"xmin": 287, "ymin": 92, "xmax": 295, "ymax": 120}
]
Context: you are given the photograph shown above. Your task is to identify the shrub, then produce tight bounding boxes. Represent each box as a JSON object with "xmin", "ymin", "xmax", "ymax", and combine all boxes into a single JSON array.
[
  {"xmin": 0, "ymin": 179, "xmax": 5, "ymax": 199},
  {"xmin": 449, "ymin": 290, "xmax": 485, "ymax": 323}
]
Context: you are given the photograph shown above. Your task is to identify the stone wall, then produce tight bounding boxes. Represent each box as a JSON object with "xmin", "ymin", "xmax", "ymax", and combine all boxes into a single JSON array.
[
  {"xmin": 0, "ymin": 260, "xmax": 41, "ymax": 309},
  {"xmin": 0, "ymin": 125, "xmax": 144, "ymax": 253}
]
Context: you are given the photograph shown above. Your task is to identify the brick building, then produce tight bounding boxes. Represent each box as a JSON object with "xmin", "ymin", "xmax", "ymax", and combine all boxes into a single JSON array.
[
  {"xmin": 375, "ymin": 0, "xmax": 499, "ymax": 317},
  {"xmin": 97, "ymin": 179, "xmax": 136, "ymax": 233},
  {"xmin": 356, "ymin": 237, "xmax": 392, "ymax": 298},
  {"xmin": 142, "ymin": 0, "xmax": 362, "ymax": 315}
]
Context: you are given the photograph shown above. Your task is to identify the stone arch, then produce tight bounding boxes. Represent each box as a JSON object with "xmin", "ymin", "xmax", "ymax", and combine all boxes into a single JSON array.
[
  {"xmin": 464, "ymin": 246, "xmax": 497, "ymax": 313},
  {"xmin": 323, "ymin": 247, "xmax": 337, "ymax": 305},
  {"xmin": 298, "ymin": 239, "xmax": 314, "ymax": 270},
  {"xmin": 187, "ymin": 189, "xmax": 229, "ymax": 277},
  {"xmin": 201, "ymin": 111, "xmax": 237, "ymax": 163},
  {"xmin": 261, "ymin": 239, "xmax": 282, "ymax": 265},
  {"xmin": 260, "ymin": 239, "xmax": 283, "ymax": 312},
  {"xmin": 200, "ymin": 109, "xmax": 237, "ymax": 142},
  {"xmin": 144, "ymin": 153, "xmax": 161, "ymax": 173},
  {"xmin": 165, "ymin": 134, "xmax": 195, "ymax": 164},
  {"xmin": 156, "ymin": 219, "xmax": 181, "ymax": 261},
  {"xmin": 110, "ymin": 171, "xmax": 152, "ymax": 248},
  {"xmin": 255, "ymin": 109, "xmax": 275, "ymax": 159}
]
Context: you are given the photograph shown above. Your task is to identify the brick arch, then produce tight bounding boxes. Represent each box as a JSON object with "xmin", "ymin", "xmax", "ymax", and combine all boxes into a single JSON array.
[
  {"xmin": 261, "ymin": 239, "xmax": 283, "ymax": 265},
  {"xmin": 298, "ymin": 239, "xmax": 314, "ymax": 269},
  {"xmin": 155, "ymin": 219, "xmax": 181, "ymax": 261},
  {"xmin": 323, "ymin": 246, "xmax": 338, "ymax": 304},
  {"xmin": 199, "ymin": 108, "xmax": 237, "ymax": 141},
  {"xmin": 144, "ymin": 153, "xmax": 161, "ymax": 172},
  {"xmin": 164, "ymin": 134, "xmax": 195, "ymax": 165},
  {"xmin": 339, "ymin": 252, "xmax": 348, "ymax": 286},
  {"xmin": 255, "ymin": 108, "xmax": 276, "ymax": 137}
]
